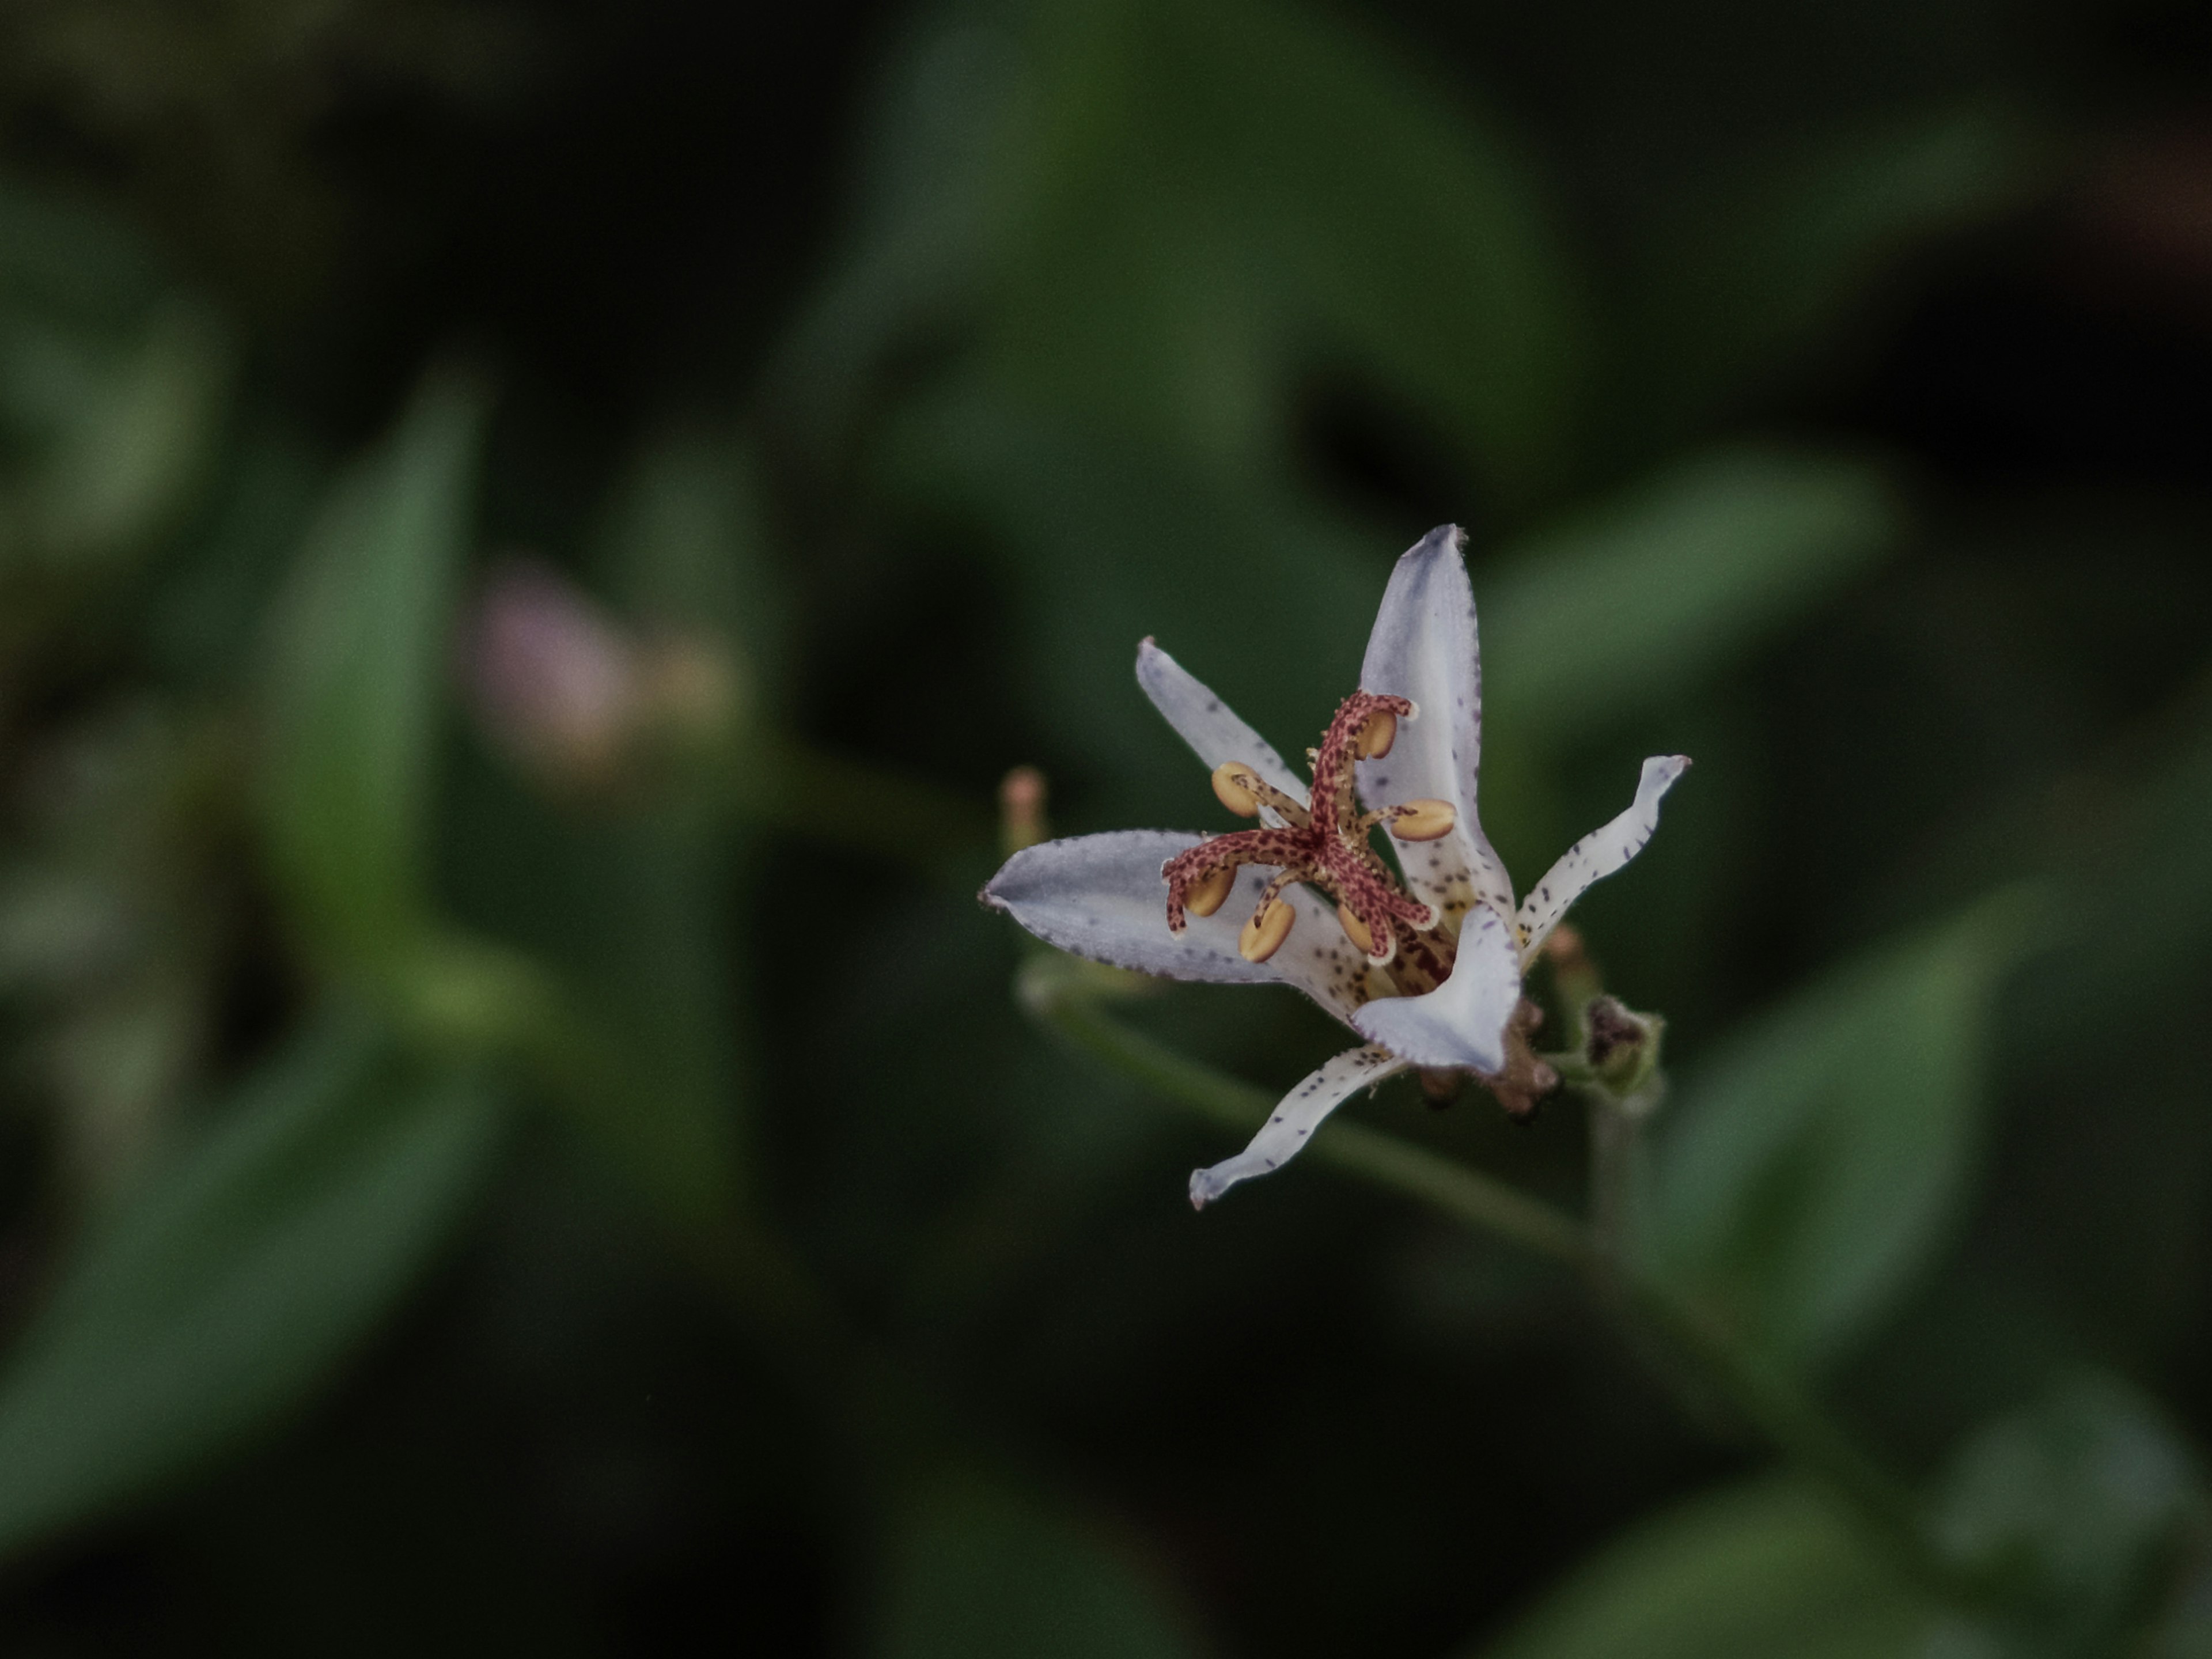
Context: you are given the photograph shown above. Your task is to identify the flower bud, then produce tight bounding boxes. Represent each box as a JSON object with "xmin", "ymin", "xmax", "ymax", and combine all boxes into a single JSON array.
[
  {"xmin": 464, "ymin": 559, "xmax": 643, "ymax": 789},
  {"xmin": 1582, "ymin": 995, "xmax": 1665, "ymax": 1099}
]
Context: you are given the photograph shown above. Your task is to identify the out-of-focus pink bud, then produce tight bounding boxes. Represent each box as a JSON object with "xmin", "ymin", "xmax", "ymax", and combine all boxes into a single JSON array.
[{"xmin": 463, "ymin": 558, "xmax": 645, "ymax": 789}]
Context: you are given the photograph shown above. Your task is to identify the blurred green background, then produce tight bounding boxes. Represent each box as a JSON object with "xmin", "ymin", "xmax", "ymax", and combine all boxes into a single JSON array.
[{"xmin": 0, "ymin": 0, "xmax": 2210, "ymax": 1653}]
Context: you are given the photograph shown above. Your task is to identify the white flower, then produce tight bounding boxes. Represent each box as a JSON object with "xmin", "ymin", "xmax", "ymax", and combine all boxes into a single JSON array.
[{"xmin": 982, "ymin": 527, "xmax": 1688, "ymax": 1207}]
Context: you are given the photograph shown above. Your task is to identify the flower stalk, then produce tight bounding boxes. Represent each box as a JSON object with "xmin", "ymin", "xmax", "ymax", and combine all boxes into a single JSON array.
[{"xmin": 1016, "ymin": 952, "xmax": 2003, "ymax": 1615}]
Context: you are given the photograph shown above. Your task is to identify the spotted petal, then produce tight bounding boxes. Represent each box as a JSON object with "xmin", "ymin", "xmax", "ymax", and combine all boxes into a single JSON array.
[
  {"xmin": 1349, "ymin": 902, "xmax": 1522, "ymax": 1071},
  {"xmin": 1354, "ymin": 527, "xmax": 1516, "ymax": 929},
  {"xmin": 982, "ymin": 831, "xmax": 1375, "ymax": 1021},
  {"xmin": 1188, "ymin": 1044, "xmax": 1408, "ymax": 1207},
  {"xmin": 1516, "ymin": 755, "xmax": 1691, "ymax": 963},
  {"xmin": 1137, "ymin": 638, "xmax": 1306, "ymax": 806}
]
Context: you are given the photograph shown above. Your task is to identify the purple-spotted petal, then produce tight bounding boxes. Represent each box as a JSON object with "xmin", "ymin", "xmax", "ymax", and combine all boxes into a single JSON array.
[
  {"xmin": 1349, "ymin": 903, "xmax": 1522, "ymax": 1071},
  {"xmin": 982, "ymin": 831, "xmax": 1373, "ymax": 1022},
  {"xmin": 1188, "ymin": 1044, "xmax": 1407, "ymax": 1207},
  {"xmin": 1516, "ymin": 755, "xmax": 1691, "ymax": 962},
  {"xmin": 1136, "ymin": 638, "xmax": 1306, "ymax": 805},
  {"xmin": 1355, "ymin": 527, "xmax": 1514, "ymax": 927}
]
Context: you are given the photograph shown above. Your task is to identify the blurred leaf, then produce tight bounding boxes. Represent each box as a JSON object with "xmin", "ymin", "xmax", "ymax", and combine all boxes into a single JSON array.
[
  {"xmin": 25, "ymin": 300, "xmax": 230, "ymax": 565},
  {"xmin": 1475, "ymin": 1478, "xmax": 1930, "ymax": 1659},
  {"xmin": 149, "ymin": 425, "xmax": 326, "ymax": 687},
  {"xmin": 1626, "ymin": 104, "xmax": 2041, "ymax": 444},
  {"xmin": 0, "ymin": 179, "xmax": 167, "ymax": 328},
  {"xmin": 874, "ymin": 1475, "xmax": 1209, "ymax": 1659},
  {"xmin": 0, "ymin": 1010, "xmax": 505, "ymax": 1561},
  {"xmin": 597, "ymin": 426, "xmax": 790, "ymax": 694},
  {"xmin": 1644, "ymin": 887, "xmax": 2047, "ymax": 1368},
  {"xmin": 1933, "ymin": 1377, "xmax": 2207, "ymax": 1658},
  {"xmin": 802, "ymin": 0, "xmax": 1584, "ymax": 501},
  {"xmin": 262, "ymin": 371, "xmax": 485, "ymax": 968},
  {"xmin": 1008, "ymin": 0, "xmax": 1586, "ymax": 496},
  {"xmin": 1482, "ymin": 449, "xmax": 1900, "ymax": 745},
  {"xmin": 768, "ymin": 10, "xmax": 1035, "ymax": 446},
  {"xmin": 442, "ymin": 770, "xmax": 746, "ymax": 1224}
]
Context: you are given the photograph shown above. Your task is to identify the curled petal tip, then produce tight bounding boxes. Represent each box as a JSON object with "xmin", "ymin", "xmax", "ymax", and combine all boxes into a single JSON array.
[{"xmin": 1188, "ymin": 1169, "xmax": 1222, "ymax": 1210}]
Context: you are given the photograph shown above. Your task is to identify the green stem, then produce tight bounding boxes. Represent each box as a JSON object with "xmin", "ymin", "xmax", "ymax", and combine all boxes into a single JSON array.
[
  {"xmin": 1022, "ymin": 961, "xmax": 1585, "ymax": 1266},
  {"xmin": 1585, "ymin": 1088, "xmax": 1639, "ymax": 1270},
  {"xmin": 1020, "ymin": 961, "xmax": 1997, "ymax": 1613}
]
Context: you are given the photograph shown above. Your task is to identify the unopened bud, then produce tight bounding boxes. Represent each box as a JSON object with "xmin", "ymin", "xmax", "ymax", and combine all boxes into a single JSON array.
[
  {"xmin": 1582, "ymin": 995, "xmax": 1664, "ymax": 1098},
  {"xmin": 464, "ymin": 558, "xmax": 643, "ymax": 789},
  {"xmin": 999, "ymin": 766, "xmax": 1050, "ymax": 854}
]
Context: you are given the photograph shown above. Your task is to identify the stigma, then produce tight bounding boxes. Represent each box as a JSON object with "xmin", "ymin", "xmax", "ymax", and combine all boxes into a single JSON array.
[{"xmin": 1161, "ymin": 690, "xmax": 1458, "ymax": 980}]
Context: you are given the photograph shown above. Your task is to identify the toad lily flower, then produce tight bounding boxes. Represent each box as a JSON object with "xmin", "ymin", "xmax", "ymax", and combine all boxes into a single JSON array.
[{"xmin": 983, "ymin": 527, "xmax": 1688, "ymax": 1207}]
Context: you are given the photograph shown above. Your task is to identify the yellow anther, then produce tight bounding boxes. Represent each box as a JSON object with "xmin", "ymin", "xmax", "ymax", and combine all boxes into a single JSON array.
[
  {"xmin": 1335, "ymin": 902, "xmax": 1374, "ymax": 954},
  {"xmin": 1239, "ymin": 898, "xmax": 1295, "ymax": 963},
  {"xmin": 1211, "ymin": 762, "xmax": 1263, "ymax": 818},
  {"xmin": 1185, "ymin": 864, "xmax": 1236, "ymax": 919},
  {"xmin": 1353, "ymin": 709, "xmax": 1397, "ymax": 759},
  {"xmin": 1389, "ymin": 798, "xmax": 1457, "ymax": 842}
]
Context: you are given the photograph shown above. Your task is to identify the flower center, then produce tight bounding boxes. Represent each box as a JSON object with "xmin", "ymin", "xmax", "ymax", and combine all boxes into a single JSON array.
[{"xmin": 1161, "ymin": 690, "xmax": 1460, "ymax": 990}]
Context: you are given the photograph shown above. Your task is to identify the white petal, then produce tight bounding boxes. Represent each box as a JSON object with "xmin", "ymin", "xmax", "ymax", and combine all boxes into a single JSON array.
[
  {"xmin": 981, "ymin": 831, "xmax": 1372, "ymax": 1022},
  {"xmin": 1354, "ymin": 526, "xmax": 1515, "ymax": 927},
  {"xmin": 1136, "ymin": 638, "xmax": 1306, "ymax": 805},
  {"xmin": 1516, "ymin": 755, "xmax": 1691, "ymax": 962},
  {"xmin": 1188, "ymin": 1044, "xmax": 1408, "ymax": 1207},
  {"xmin": 1349, "ymin": 903, "xmax": 1522, "ymax": 1071}
]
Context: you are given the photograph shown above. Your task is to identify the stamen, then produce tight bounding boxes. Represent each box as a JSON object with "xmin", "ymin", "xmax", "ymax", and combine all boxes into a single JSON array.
[
  {"xmin": 1211, "ymin": 762, "xmax": 1263, "ymax": 817},
  {"xmin": 1388, "ymin": 799, "xmax": 1457, "ymax": 842},
  {"xmin": 1336, "ymin": 902, "xmax": 1373, "ymax": 954},
  {"xmin": 1353, "ymin": 709, "xmax": 1396, "ymax": 759},
  {"xmin": 1165, "ymin": 687, "xmax": 1448, "ymax": 986},
  {"xmin": 1184, "ymin": 863, "xmax": 1236, "ymax": 919},
  {"xmin": 1240, "ymin": 897, "xmax": 1295, "ymax": 963}
]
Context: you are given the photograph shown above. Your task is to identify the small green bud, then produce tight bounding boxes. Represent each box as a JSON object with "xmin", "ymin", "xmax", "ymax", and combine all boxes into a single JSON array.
[{"xmin": 1582, "ymin": 995, "xmax": 1664, "ymax": 1099}]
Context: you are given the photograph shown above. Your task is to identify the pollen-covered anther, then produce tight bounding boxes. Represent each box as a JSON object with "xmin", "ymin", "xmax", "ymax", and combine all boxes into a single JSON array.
[
  {"xmin": 1240, "ymin": 897, "xmax": 1295, "ymax": 963},
  {"xmin": 1184, "ymin": 863, "xmax": 1236, "ymax": 919},
  {"xmin": 1335, "ymin": 902, "xmax": 1374, "ymax": 954},
  {"xmin": 1353, "ymin": 709, "xmax": 1396, "ymax": 759},
  {"xmin": 1388, "ymin": 798, "xmax": 1457, "ymax": 842},
  {"xmin": 1211, "ymin": 762, "xmax": 1264, "ymax": 818}
]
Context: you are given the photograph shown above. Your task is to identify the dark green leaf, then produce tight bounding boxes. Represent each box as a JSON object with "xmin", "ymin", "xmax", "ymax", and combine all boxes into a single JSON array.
[
  {"xmin": 0, "ymin": 1012, "xmax": 505, "ymax": 1560},
  {"xmin": 26, "ymin": 300, "xmax": 230, "ymax": 565},
  {"xmin": 1645, "ymin": 887, "xmax": 2047, "ymax": 1368},
  {"xmin": 1475, "ymin": 1478, "xmax": 1930, "ymax": 1659},
  {"xmin": 1482, "ymin": 449, "xmax": 1900, "ymax": 747},
  {"xmin": 1936, "ymin": 1377, "xmax": 2207, "ymax": 1657},
  {"xmin": 804, "ymin": 0, "xmax": 1584, "ymax": 501},
  {"xmin": 262, "ymin": 371, "xmax": 485, "ymax": 967},
  {"xmin": 874, "ymin": 1475, "xmax": 1208, "ymax": 1659}
]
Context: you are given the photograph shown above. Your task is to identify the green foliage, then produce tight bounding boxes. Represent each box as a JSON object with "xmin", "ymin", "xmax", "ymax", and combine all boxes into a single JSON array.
[
  {"xmin": 803, "ymin": 0, "xmax": 1581, "ymax": 498},
  {"xmin": 1643, "ymin": 888, "xmax": 2048, "ymax": 1369},
  {"xmin": 262, "ymin": 372, "xmax": 485, "ymax": 971},
  {"xmin": 874, "ymin": 1476, "xmax": 1209, "ymax": 1659},
  {"xmin": 1481, "ymin": 449, "xmax": 1900, "ymax": 746},
  {"xmin": 0, "ymin": 0, "xmax": 2205, "ymax": 1651},
  {"xmin": 0, "ymin": 1010, "xmax": 503, "ymax": 1561},
  {"xmin": 1476, "ymin": 1478, "xmax": 1930, "ymax": 1659},
  {"xmin": 1934, "ymin": 1379, "xmax": 2209, "ymax": 1658}
]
